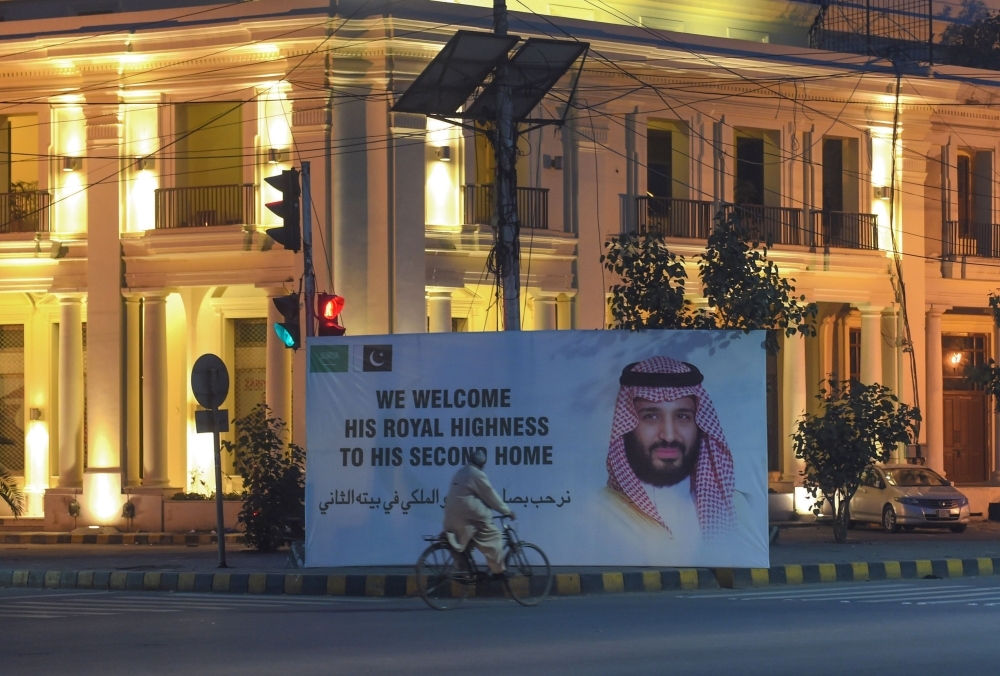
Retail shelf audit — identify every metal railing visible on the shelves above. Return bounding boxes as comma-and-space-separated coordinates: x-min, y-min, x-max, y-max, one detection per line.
154, 184, 255, 229
810, 210, 879, 250
625, 197, 802, 245
463, 184, 549, 229
624, 197, 881, 251
723, 204, 803, 246
943, 221, 1000, 258
629, 196, 715, 239
0, 190, 50, 234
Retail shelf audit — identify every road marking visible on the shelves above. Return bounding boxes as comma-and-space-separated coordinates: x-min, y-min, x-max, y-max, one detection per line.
700, 582, 1000, 606
0, 590, 398, 620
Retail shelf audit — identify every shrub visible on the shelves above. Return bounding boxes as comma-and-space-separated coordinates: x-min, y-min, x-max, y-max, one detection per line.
222, 404, 305, 551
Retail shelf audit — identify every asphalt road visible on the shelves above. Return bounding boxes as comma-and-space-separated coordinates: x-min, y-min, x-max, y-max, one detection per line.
4, 577, 1000, 675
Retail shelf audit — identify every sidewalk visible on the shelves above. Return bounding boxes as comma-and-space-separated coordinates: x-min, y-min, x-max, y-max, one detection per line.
2, 521, 1000, 596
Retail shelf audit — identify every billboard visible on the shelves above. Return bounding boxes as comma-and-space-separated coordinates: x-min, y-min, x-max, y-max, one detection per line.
305, 330, 769, 568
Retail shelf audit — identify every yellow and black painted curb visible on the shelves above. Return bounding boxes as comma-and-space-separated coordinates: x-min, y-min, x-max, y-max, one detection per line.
1, 533, 245, 546
1, 558, 997, 597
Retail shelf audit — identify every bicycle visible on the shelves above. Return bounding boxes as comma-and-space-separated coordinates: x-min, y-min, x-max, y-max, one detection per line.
415, 514, 552, 610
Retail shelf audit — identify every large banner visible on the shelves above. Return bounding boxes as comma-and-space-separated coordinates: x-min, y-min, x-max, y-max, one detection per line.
305, 330, 769, 568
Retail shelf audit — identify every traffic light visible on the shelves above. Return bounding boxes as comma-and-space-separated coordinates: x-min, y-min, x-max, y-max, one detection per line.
264, 168, 301, 252
317, 293, 346, 336
272, 293, 301, 349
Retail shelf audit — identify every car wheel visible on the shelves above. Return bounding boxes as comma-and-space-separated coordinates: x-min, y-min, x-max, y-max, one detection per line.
882, 505, 901, 533
949, 524, 967, 534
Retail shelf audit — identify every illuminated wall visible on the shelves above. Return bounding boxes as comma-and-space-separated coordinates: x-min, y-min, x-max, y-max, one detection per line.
425, 117, 461, 227
258, 82, 292, 227
870, 130, 898, 255
52, 103, 87, 234
124, 100, 159, 232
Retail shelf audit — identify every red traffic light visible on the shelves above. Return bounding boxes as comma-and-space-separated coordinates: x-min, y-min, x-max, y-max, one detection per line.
317, 294, 346, 336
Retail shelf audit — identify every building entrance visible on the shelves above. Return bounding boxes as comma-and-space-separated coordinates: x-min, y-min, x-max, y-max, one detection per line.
942, 334, 990, 483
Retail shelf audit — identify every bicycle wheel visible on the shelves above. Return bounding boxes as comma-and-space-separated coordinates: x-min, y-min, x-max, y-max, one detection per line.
503, 542, 552, 607
415, 542, 472, 610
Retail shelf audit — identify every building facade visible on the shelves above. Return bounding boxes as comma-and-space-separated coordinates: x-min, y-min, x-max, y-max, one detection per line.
0, 0, 999, 529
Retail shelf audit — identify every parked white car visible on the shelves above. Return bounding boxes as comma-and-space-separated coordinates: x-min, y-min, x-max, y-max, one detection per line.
849, 465, 971, 533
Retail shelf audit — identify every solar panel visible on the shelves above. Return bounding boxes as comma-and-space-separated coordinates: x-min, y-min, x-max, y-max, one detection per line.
391, 30, 520, 116
464, 38, 588, 121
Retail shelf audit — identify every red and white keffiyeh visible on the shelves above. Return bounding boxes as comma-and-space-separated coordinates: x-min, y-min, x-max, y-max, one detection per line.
606, 356, 736, 537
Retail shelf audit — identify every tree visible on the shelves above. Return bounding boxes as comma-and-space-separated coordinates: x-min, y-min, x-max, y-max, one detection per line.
602, 210, 817, 353
698, 211, 817, 353
793, 380, 920, 543
601, 232, 695, 330
940, 8, 1000, 70
0, 464, 23, 517
222, 404, 305, 552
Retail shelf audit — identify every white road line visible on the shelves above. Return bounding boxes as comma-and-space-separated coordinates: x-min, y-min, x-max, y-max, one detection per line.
755, 587, 981, 603
716, 584, 929, 600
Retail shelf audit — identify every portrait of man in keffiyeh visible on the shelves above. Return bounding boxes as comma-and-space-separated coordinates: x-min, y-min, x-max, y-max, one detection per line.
605, 356, 737, 539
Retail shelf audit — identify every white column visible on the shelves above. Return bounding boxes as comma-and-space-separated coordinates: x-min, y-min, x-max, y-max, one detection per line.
782, 333, 807, 483
532, 295, 558, 331
819, 315, 835, 384
390, 115, 427, 334
142, 293, 169, 487
860, 305, 884, 385
57, 296, 84, 489
926, 307, 945, 475
124, 295, 141, 487
427, 292, 453, 333
556, 296, 572, 330
265, 288, 292, 430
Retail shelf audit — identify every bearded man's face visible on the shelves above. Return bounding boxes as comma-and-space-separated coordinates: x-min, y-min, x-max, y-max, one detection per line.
623, 395, 701, 487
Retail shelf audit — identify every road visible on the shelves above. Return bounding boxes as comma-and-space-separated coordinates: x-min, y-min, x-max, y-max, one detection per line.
4, 578, 1000, 675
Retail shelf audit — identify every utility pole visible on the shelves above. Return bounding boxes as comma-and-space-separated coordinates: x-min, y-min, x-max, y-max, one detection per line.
493, 0, 521, 331
302, 161, 316, 338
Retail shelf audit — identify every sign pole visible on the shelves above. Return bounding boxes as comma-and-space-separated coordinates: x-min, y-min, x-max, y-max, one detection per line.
191, 354, 231, 569
211, 408, 228, 568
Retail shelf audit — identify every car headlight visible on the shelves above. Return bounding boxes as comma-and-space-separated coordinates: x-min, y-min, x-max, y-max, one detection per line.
894, 496, 921, 506
958, 496, 969, 507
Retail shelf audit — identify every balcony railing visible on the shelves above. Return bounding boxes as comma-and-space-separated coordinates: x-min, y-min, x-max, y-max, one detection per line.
626, 196, 803, 246
630, 196, 715, 239
0, 190, 50, 234
624, 196, 878, 250
463, 184, 549, 230
943, 221, 1000, 258
723, 204, 804, 246
810, 210, 879, 250
154, 184, 255, 229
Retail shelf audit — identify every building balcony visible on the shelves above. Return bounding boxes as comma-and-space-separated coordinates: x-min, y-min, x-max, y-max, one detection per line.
943, 221, 1000, 259
622, 196, 877, 250
154, 184, 255, 230
463, 184, 549, 230
809, 210, 879, 250
0, 190, 51, 234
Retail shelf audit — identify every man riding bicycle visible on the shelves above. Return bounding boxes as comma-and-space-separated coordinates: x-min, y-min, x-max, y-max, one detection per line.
442, 448, 516, 576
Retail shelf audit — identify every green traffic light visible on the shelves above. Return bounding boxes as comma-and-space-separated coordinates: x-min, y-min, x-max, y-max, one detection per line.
274, 322, 297, 348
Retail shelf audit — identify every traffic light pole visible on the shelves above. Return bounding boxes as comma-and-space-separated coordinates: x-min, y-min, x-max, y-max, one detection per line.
302, 161, 315, 338
493, 0, 520, 331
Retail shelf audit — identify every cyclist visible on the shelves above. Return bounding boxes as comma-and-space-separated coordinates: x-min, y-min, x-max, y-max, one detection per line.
442, 448, 516, 577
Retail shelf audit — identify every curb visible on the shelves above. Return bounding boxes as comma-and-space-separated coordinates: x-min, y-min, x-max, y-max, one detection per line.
1, 558, 996, 597
1, 533, 245, 546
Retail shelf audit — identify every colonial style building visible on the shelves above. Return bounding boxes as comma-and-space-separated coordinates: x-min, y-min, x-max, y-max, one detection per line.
0, 0, 998, 529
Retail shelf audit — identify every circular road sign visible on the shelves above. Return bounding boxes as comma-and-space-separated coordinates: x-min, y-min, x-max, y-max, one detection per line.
191, 353, 230, 410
